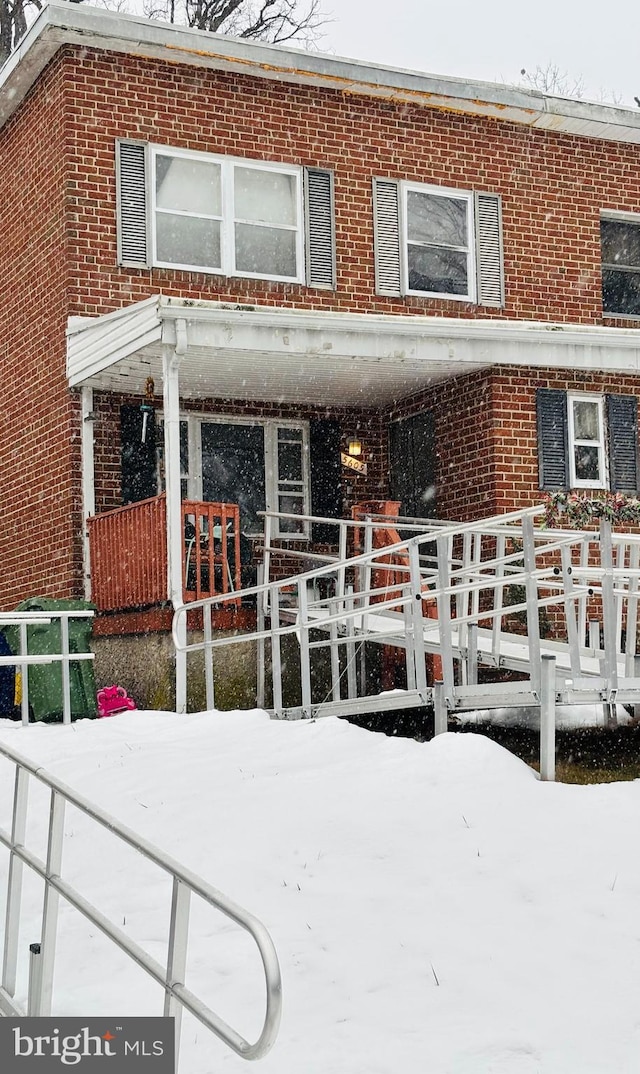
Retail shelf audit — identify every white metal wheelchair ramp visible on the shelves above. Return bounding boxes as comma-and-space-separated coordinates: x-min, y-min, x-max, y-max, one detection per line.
174, 504, 640, 733
0, 740, 282, 1067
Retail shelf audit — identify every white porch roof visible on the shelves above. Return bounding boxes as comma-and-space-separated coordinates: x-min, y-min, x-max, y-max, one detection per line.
66, 296, 640, 409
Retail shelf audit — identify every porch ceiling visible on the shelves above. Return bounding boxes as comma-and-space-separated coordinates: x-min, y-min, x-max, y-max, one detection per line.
66, 296, 640, 409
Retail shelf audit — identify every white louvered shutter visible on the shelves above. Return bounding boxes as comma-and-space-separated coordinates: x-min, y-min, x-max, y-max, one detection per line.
373, 178, 402, 297
116, 140, 149, 268
304, 168, 336, 289
474, 192, 504, 307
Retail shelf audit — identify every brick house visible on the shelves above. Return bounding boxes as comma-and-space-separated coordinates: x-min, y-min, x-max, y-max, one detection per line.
3, 2, 640, 701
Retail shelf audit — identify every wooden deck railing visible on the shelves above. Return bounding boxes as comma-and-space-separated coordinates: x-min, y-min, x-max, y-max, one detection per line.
87, 495, 241, 612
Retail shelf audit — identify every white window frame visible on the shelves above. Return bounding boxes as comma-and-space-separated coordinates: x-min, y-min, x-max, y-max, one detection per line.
401, 182, 476, 302
185, 414, 310, 538
567, 393, 608, 490
150, 145, 305, 284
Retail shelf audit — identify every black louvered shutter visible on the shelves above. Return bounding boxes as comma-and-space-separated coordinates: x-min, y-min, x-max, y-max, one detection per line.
304, 168, 336, 289
373, 178, 402, 296
116, 140, 149, 268
475, 192, 504, 307
389, 412, 436, 518
607, 394, 639, 492
537, 389, 569, 491
310, 420, 342, 543
121, 405, 157, 505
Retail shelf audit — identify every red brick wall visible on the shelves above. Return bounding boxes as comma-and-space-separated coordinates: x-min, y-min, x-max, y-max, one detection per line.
4, 43, 640, 611
0, 59, 83, 609
61, 47, 640, 326
394, 367, 640, 523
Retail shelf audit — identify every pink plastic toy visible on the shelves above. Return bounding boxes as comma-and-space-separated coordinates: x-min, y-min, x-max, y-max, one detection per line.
97, 685, 137, 718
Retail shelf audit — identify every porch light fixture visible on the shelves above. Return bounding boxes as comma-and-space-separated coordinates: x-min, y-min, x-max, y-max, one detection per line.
347, 435, 363, 457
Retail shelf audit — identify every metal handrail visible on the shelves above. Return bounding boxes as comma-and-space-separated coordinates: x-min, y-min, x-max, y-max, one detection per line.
173, 503, 640, 720
0, 611, 95, 726
0, 741, 282, 1065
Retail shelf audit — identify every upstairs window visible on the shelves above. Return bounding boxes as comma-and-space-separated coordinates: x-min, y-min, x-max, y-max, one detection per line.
373, 177, 504, 306
601, 213, 640, 317
116, 141, 335, 288
405, 186, 474, 299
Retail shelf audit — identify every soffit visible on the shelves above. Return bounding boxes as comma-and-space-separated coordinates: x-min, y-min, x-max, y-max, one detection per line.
66, 297, 640, 409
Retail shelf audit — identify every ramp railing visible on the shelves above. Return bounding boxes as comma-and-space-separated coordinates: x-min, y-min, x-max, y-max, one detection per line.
0, 611, 95, 726
0, 741, 282, 1067
173, 505, 640, 722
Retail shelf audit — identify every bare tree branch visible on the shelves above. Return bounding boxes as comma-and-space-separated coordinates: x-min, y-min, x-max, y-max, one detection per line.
1, 0, 328, 70
142, 0, 328, 45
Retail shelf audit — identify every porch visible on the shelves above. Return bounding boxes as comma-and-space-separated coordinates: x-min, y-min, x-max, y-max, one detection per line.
67, 295, 640, 650
87, 494, 242, 613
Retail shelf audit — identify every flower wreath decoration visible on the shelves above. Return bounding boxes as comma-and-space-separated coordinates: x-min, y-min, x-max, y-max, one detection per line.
544, 491, 640, 529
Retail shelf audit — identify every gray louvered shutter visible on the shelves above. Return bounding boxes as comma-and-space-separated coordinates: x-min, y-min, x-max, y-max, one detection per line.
474, 192, 504, 307
373, 178, 402, 297
304, 168, 335, 289
116, 140, 149, 268
607, 394, 639, 491
537, 388, 569, 490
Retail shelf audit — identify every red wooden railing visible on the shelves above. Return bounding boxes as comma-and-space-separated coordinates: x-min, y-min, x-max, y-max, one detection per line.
182, 500, 241, 603
87, 495, 241, 612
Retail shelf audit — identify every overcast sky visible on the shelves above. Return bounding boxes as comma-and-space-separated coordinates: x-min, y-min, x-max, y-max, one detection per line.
320, 1, 640, 108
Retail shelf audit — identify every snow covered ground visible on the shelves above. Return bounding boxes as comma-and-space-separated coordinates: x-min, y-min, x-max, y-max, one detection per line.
0, 710, 639, 1073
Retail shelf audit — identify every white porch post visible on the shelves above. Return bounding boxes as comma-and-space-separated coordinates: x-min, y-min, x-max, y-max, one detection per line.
163, 324, 187, 713
80, 387, 96, 602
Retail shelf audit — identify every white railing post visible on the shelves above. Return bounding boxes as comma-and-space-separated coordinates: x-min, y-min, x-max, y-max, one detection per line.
408, 541, 427, 696
433, 681, 448, 736
298, 580, 312, 718
2, 766, 29, 997
270, 587, 283, 717
599, 520, 618, 700
539, 654, 556, 782
522, 515, 542, 696
36, 790, 66, 1016
60, 615, 72, 726
203, 601, 214, 710
165, 878, 191, 1065
435, 534, 455, 704
19, 622, 30, 727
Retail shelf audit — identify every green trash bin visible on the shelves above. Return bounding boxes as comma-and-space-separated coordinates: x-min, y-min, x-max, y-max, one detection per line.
5, 598, 97, 722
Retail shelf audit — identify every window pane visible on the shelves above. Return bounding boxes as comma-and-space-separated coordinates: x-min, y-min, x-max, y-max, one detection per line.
201, 423, 266, 534
572, 400, 599, 441
408, 245, 468, 295
407, 191, 468, 247
156, 155, 221, 215
278, 442, 303, 482
156, 214, 221, 268
601, 219, 640, 268
278, 493, 305, 532
603, 268, 640, 316
235, 168, 297, 226
235, 223, 297, 277
574, 445, 601, 482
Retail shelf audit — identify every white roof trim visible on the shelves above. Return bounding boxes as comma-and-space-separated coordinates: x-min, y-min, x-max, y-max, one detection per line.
3, 1, 640, 145
66, 297, 640, 408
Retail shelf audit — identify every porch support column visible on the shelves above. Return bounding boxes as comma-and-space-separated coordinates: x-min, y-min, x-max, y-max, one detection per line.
80, 387, 96, 602
163, 325, 187, 713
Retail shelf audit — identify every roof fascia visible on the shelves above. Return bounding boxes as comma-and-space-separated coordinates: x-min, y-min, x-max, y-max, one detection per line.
3, 1, 640, 145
